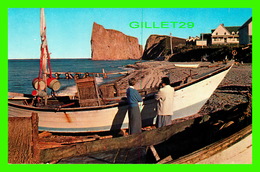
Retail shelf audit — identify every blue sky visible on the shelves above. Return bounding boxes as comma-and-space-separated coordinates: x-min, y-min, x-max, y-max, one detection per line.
8, 8, 252, 59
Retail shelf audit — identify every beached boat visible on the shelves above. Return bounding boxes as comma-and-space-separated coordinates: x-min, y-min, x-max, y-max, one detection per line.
174, 63, 200, 68
8, 8, 234, 133
8, 62, 233, 133
160, 125, 252, 164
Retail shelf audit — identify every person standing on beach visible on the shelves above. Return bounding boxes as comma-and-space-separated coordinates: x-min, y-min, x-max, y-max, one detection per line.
126, 78, 143, 134
155, 77, 174, 128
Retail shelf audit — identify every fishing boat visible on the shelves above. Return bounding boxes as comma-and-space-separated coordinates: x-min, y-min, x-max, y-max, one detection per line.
8, 8, 234, 133
8, 63, 233, 133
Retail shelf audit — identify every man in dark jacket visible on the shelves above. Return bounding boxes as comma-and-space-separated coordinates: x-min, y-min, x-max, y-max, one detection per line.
126, 78, 143, 134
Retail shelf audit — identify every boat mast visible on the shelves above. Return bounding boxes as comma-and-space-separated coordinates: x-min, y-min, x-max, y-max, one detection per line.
31, 8, 60, 103
40, 8, 48, 91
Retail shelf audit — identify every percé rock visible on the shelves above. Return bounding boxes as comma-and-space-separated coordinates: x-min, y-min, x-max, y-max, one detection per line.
142, 34, 186, 60
91, 22, 143, 60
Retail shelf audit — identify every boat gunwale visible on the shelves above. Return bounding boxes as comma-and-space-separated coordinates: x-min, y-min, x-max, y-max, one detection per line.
174, 63, 233, 90
8, 63, 233, 112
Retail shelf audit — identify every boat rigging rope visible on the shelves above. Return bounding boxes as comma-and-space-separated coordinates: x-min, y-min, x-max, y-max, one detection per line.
46, 46, 53, 77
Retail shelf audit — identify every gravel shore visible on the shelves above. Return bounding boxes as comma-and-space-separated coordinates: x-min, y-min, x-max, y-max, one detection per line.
199, 63, 252, 115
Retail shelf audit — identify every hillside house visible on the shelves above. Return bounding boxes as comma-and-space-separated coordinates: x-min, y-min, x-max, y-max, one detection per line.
211, 24, 240, 45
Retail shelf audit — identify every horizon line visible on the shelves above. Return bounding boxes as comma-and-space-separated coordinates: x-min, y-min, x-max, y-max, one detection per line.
8, 57, 91, 60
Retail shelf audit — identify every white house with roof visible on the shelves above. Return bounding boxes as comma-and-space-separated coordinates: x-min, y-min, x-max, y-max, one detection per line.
239, 17, 252, 45
211, 24, 240, 45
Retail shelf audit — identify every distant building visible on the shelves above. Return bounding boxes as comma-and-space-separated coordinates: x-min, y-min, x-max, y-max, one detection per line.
239, 17, 252, 45
196, 33, 212, 46
186, 36, 200, 46
211, 24, 240, 45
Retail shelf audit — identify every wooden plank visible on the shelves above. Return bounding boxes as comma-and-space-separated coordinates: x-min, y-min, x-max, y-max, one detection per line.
31, 112, 40, 163
149, 145, 160, 161
39, 118, 196, 163
8, 112, 39, 164
39, 131, 52, 139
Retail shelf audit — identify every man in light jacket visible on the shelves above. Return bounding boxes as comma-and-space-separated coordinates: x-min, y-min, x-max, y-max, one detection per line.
155, 77, 174, 128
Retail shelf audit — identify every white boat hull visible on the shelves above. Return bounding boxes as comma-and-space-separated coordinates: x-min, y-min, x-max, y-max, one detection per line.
8, 65, 232, 133
173, 66, 230, 119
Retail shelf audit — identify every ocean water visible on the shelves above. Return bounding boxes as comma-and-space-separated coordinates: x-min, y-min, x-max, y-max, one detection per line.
8, 59, 138, 95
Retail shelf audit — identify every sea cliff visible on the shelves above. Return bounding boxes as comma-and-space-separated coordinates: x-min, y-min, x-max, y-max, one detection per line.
142, 34, 186, 60
91, 22, 143, 60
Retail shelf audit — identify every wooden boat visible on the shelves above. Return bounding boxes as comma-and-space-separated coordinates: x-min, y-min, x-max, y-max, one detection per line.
174, 63, 200, 68
8, 8, 233, 133
8, 62, 233, 133
161, 125, 252, 164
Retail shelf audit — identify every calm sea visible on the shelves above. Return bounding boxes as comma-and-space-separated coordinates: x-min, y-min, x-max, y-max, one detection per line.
8, 59, 138, 94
